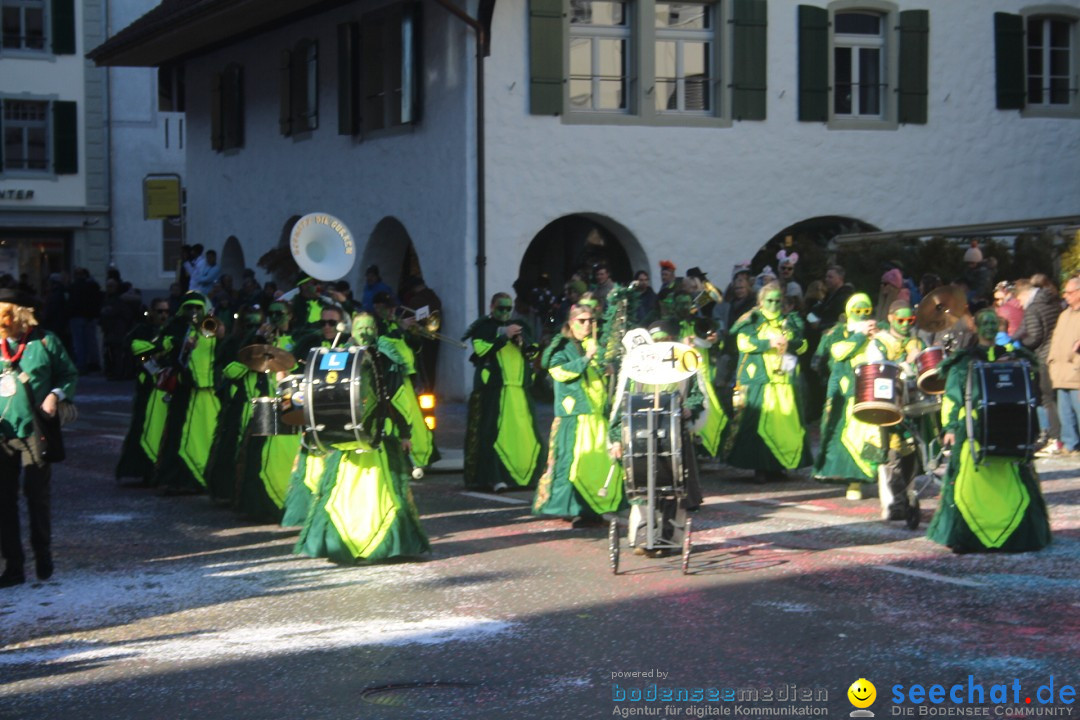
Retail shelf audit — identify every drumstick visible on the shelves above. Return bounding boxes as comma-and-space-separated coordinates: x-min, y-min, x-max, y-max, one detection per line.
597, 462, 617, 498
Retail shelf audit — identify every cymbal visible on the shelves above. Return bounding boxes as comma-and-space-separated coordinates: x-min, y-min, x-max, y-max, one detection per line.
916, 286, 969, 333
238, 344, 296, 373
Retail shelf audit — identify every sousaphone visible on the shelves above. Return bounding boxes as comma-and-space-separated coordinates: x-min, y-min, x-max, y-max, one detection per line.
290, 212, 357, 281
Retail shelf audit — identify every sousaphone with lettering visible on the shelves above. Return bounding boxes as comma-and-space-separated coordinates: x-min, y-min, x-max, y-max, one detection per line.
290, 212, 357, 281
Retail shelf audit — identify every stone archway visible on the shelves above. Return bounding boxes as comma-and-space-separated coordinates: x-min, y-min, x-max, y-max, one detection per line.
359, 217, 418, 300
220, 235, 245, 285
518, 213, 647, 296
753, 215, 881, 296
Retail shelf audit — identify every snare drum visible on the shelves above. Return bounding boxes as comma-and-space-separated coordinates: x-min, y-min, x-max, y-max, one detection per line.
915, 346, 946, 394
276, 374, 304, 425
903, 378, 941, 417
249, 397, 299, 436
974, 360, 1038, 458
302, 346, 382, 452
853, 361, 904, 426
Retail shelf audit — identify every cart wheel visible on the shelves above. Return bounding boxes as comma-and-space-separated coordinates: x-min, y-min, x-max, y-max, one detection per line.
681, 517, 693, 575
608, 518, 620, 575
906, 498, 921, 531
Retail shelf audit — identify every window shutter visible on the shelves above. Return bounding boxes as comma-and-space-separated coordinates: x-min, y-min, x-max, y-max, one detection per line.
403, 2, 422, 124
994, 12, 1025, 110
732, 0, 767, 120
51, 0, 76, 55
306, 41, 319, 131
529, 0, 564, 115
223, 65, 244, 149
52, 101, 77, 174
211, 72, 223, 150
797, 5, 828, 122
280, 50, 293, 136
897, 9, 928, 124
361, 14, 385, 133
338, 22, 360, 134
386, 5, 404, 126
0, 104, 4, 168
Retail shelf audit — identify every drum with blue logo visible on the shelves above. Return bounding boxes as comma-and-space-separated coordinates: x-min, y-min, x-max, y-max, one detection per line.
301, 346, 382, 452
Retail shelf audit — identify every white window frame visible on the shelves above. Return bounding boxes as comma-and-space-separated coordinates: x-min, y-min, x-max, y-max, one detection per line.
826, 0, 899, 131
1, 0, 47, 54
568, 0, 633, 113
1, 97, 50, 175
832, 11, 884, 118
1021, 5, 1080, 118
654, 2, 715, 115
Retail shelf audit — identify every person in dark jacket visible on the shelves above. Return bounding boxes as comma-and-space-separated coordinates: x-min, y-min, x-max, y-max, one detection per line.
807, 265, 854, 332
1016, 276, 1061, 454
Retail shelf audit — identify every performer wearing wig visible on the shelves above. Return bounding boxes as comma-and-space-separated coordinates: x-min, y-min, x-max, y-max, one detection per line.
725, 282, 811, 481
462, 292, 543, 493
295, 312, 430, 563
533, 303, 623, 526
0, 289, 77, 587
813, 293, 880, 499
926, 309, 1051, 553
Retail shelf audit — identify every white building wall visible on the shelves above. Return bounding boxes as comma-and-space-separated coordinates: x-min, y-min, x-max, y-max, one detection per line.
483, 0, 1080, 287
108, 0, 186, 293
183, 1, 474, 395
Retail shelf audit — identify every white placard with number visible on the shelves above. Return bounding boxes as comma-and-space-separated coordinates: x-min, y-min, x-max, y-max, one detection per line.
623, 341, 702, 385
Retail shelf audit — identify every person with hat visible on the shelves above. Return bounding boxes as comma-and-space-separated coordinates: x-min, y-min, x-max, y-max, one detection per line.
726, 282, 812, 482
462, 293, 543, 493
656, 261, 681, 303
776, 250, 802, 299
0, 288, 77, 587
361, 265, 394, 313
152, 292, 224, 494
115, 297, 172, 485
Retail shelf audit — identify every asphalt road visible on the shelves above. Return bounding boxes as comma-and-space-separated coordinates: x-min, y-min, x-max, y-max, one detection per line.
1, 376, 1077, 720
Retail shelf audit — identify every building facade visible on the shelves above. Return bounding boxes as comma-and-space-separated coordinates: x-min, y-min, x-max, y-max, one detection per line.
91, 0, 1080, 397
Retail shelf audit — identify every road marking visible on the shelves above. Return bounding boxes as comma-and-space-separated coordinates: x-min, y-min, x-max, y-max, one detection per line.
874, 564, 984, 587
423, 506, 525, 520
459, 491, 529, 505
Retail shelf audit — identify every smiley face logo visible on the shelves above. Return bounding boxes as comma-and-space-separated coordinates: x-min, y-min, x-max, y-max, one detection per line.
848, 678, 876, 709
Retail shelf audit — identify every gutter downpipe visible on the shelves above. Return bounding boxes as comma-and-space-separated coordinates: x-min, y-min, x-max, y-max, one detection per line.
431, 0, 486, 318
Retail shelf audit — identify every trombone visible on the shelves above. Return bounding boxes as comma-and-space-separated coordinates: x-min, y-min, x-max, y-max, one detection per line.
398, 307, 467, 348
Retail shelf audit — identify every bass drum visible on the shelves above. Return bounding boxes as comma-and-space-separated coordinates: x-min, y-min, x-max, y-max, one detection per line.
974, 360, 1038, 458
302, 346, 382, 452
249, 397, 299, 436
620, 392, 684, 501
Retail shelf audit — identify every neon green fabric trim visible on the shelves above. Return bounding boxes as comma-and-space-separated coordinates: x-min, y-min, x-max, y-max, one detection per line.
326, 448, 398, 558
472, 338, 495, 357
223, 361, 248, 380
386, 336, 417, 375
839, 397, 880, 478
131, 339, 155, 355
757, 382, 804, 469
953, 440, 1030, 548
392, 377, 434, 466
549, 365, 580, 383
495, 385, 541, 486
178, 389, 220, 486
188, 336, 216, 388
497, 342, 524, 385
260, 435, 301, 508
699, 379, 726, 457
303, 452, 327, 494
568, 413, 622, 514
139, 387, 169, 462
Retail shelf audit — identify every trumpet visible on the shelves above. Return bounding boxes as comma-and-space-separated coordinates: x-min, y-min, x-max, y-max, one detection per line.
400, 307, 468, 348
200, 315, 224, 338
693, 280, 724, 313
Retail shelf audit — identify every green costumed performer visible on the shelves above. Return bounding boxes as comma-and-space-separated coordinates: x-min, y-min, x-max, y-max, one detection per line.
462, 292, 543, 493
926, 309, 1051, 553
236, 300, 300, 521
672, 290, 727, 458
204, 305, 270, 504
726, 282, 812, 481
813, 293, 880, 499
115, 298, 171, 484
533, 303, 623, 525
153, 292, 222, 493
295, 312, 430, 563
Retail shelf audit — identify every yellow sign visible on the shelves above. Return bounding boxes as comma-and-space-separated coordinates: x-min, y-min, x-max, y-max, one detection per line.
144, 176, 182, 219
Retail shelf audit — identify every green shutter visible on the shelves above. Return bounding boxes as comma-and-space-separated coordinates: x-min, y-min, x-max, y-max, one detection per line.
0, 104, 3, 168
211, 72, 223, 150
897, 10, 929, 124
732, 0, 767, 121
280, 49, 293, 136
994, 12, 1025, 110
224, 65, 244, 149
52, 101, 77, 174
529, 0, 563, 115
797, 5, 828, 122
338, 22, 359, 134
403, 2, 422, 124
360, 13, 385, 133
50, 0, 75, 55
307, 41, 319, 131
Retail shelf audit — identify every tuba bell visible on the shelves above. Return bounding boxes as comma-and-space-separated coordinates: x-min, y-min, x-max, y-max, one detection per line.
290, 212, 357, 281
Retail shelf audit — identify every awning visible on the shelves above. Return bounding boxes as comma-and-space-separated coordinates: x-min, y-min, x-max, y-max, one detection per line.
832, 214, 1080, 246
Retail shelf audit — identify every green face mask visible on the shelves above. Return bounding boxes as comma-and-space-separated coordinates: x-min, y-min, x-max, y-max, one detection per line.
492, 302, 513, 321
352, 316, 378, 346
890, 309, 916, 336
762, 292, 782, 311
976, 312, 1000, 342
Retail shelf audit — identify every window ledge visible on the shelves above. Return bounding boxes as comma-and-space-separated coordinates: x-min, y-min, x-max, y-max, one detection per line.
0, 170, 56, 180
827, 117, 899, 131
562, 111, 731, 128
1020, 105, 1080, 120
